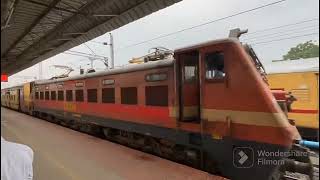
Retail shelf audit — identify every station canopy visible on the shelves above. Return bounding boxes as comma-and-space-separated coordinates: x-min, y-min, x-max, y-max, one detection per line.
1, 0, 182, 75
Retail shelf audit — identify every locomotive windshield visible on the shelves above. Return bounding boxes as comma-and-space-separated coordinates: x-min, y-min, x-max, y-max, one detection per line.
205, 51, 225, 79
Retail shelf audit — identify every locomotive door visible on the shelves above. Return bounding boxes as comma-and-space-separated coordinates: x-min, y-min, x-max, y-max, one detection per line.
177, 51, 200, 122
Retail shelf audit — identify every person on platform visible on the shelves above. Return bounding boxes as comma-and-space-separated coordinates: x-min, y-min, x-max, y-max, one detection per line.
1, 137, 34, 180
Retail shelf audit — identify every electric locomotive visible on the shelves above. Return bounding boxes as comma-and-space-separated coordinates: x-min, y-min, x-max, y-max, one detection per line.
1, 37, 316, 180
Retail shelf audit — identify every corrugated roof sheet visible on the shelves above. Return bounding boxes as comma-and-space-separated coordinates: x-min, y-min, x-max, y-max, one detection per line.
1, 0, 182, 75
264, 57, 319, 74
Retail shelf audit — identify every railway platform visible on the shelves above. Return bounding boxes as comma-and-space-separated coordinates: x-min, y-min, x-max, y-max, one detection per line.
1, 107, 227, 180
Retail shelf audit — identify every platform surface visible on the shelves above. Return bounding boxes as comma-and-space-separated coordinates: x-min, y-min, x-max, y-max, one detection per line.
1, 107, 227, 180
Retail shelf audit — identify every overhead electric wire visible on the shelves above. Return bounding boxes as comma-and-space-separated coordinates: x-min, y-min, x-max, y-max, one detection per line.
243, 18, 319, 36
62, 0, 317, 58
89, 40, 105, 45
63, 52, 106, 59
242, 27, 319, 42
65, 50, 106, 58
249, 32, 319, 45
81, 1, 317, 53
115, 0, 287, 51
83, 43, 97, 55
63, 52, 94, 58
86, 18, 318, 51
242, 24, 319, 41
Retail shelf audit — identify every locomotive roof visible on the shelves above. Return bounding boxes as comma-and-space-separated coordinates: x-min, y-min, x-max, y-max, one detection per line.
35, 58, 174, 85
174, 38, 239, 53
1, 84, 24, 91
264, 57, 319, 74
7, 38, 240, 87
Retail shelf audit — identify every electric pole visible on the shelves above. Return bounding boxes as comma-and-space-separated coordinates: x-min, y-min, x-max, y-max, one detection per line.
103, 33, 115, 69
38, 62, 43, 80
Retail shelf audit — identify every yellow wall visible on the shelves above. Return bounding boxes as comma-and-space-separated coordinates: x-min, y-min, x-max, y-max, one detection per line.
267, 72, 319, 129
11, 89, 20, 110
23, 83, 31, 111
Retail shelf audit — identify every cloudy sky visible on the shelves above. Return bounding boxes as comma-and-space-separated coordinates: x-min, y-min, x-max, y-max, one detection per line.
2, 0, 319, 87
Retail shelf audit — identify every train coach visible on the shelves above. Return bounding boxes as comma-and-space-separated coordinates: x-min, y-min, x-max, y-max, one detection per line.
265, 58, 319, 141
1, 85, 23, 110
1, 38, 315, 180
1, 83, 34, 113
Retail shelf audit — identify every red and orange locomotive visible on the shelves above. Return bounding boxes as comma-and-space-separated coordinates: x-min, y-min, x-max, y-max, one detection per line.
1, 38, 314, 180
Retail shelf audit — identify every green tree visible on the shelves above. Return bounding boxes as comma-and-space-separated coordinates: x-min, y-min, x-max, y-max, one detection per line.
283, 40, 319, 60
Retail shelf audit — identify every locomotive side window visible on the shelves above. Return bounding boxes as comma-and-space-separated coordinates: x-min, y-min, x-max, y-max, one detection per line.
145, 73, 167, 82
57, 84, 63, 89
145, 86, 168, 106
121, 87, 137, 105
40, 92, 44, 100
66, 90, 73, 101
58, 90, 64, 101
205, 52, 225, 80
102, 88, 115, 103
45, 91, 50, 100
102, 79, 115, 85
87, 89, 98, 103
35, 92, 39, 99
75, 90, 84, 102
51, 91, 56, 100
75, 82, 84, 87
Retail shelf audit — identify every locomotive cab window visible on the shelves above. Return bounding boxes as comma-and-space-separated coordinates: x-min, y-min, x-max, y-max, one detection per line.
205, 52, 225, 80
182, 51, 199, 83
184, 61, 198, 82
